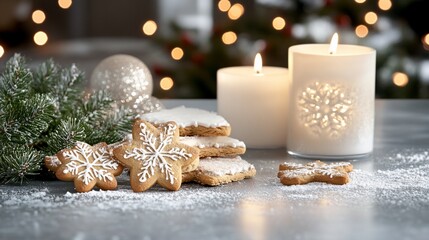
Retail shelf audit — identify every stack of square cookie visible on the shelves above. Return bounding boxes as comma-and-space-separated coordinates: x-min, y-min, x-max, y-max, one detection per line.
138, 106, 256, 186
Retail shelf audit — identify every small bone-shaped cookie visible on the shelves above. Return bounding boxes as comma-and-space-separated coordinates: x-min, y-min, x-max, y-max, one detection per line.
278, 160, 353, 185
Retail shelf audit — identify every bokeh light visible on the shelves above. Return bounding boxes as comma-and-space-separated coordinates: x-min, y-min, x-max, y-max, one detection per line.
58, 0, 72, 9
34, 31, 48, 46
365, 12, 378, 25
32, 10, 46, 24
392, 72, 409, 87
160, 77, 174, 91
378, 0, 392, 11
355, 25, 369, 38
228, 3, 244, 20
142, 20, 157, 36
222, 31, 237, 45
272, 17, 286, 30
355, 0, 366, 3
422, 33, 429, 48
0, 45, 4, 58
171, 47, 184, 60
218, 0, 231, 12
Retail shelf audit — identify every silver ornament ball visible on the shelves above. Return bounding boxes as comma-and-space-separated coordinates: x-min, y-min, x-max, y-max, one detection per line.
89, 54, 153, 113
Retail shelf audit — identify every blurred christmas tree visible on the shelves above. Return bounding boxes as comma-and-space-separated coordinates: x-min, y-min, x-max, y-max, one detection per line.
149, 0, 429, 98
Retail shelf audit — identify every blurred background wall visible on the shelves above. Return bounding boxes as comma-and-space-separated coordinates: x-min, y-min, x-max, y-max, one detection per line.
0, 0, 428, 98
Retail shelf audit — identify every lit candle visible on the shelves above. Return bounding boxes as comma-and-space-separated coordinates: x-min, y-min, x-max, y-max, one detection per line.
287, 33, 376, 159
217, 54, 289, 148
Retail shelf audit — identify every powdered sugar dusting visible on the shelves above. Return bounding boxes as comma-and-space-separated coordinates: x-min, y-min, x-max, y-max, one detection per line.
1, 150, 428, 213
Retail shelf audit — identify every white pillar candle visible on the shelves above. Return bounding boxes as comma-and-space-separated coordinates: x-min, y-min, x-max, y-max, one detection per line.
287, 34, 376, 159
217, 54, 289, 148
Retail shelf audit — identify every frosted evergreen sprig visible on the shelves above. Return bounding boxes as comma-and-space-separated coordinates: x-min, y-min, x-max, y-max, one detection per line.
0, 54, 132, 184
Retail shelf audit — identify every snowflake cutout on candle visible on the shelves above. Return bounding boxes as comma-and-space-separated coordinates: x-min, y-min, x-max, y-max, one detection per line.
298, 82, 352, 138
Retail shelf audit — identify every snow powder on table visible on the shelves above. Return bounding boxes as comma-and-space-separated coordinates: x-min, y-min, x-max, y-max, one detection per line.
1, 150, 428, 212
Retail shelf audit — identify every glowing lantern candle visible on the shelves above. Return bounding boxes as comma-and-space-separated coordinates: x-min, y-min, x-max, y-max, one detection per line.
287, 33, 376, 159
217, 54, 289, 148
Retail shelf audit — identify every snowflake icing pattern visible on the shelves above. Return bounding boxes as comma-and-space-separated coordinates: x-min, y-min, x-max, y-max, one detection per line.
123, 123, 192, 184
63, 142, 119, 185
299, 82, 353, 138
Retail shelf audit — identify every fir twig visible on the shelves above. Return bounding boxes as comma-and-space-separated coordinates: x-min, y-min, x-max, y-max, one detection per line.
0, 54, 133, 184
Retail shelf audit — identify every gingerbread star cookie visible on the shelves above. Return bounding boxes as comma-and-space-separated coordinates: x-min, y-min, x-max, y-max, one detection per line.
278, 160, 353, 185
113, 120, 199, 192
56, 142, 124, 192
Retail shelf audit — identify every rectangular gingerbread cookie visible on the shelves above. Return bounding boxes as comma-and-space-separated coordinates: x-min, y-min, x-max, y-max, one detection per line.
180, 136, 246, 158
137, 106, 231, 137
182, 156, 256, 186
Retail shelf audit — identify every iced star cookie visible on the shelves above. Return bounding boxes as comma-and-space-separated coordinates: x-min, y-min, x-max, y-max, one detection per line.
137, 106, 231, 136
182, 157, 256, 186
180, 136, 246, 158
278, 160, 353, 185
113, 120, 200, 192
55, 142, 124, 192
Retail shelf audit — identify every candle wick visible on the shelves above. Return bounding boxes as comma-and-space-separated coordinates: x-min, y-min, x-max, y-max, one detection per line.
329, 51, 334, 55
256, 70, 260, 74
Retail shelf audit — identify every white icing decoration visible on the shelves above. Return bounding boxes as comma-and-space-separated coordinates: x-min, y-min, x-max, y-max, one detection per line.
138, 106, 230, 128
197, 156, 255, 177
46, 156, 61, 168
280, 161, 351, 179
124, 122, 192, 184
180, 136, 245, 149
62, 142, 119, 185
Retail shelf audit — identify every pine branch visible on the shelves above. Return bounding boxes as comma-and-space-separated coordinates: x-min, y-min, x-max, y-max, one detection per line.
0, 54, 134, 184
0, 146, 41, 184
45, 117, 87, 155
0, 54, 33, 103
0, 94, 55, 145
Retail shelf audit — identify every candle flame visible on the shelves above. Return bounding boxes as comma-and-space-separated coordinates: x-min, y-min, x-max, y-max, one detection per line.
329, 33, 339, 54
254, 53, 262, 74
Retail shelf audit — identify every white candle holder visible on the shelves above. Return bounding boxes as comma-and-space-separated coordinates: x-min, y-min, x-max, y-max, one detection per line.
287, 43, 376, 159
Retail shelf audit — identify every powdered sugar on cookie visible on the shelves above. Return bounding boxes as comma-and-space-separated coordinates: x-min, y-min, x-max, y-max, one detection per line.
180, 136, 245, 149
138, 106, 230, 128
198, 157, 255, 177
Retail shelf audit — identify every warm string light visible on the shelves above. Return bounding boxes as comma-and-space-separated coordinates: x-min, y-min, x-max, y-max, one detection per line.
218, 0, 231, 12
171, 47, 184, 60
58, 0, 72, 9
378, 0, 392, 11
364, 12, 378, 25
160, 77, 174, 91
142, 20, 157, 36
222, 31, 237, 45
392, 72, 409, 87
0, 45, 4, 58
355, 25, 369, 38
228, 3, 244, 20
34, 31, 48, 46
422, 33, 429, 50
32, 10, 46, 24
355, 0, 366, 3
272, 17, 286, 30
